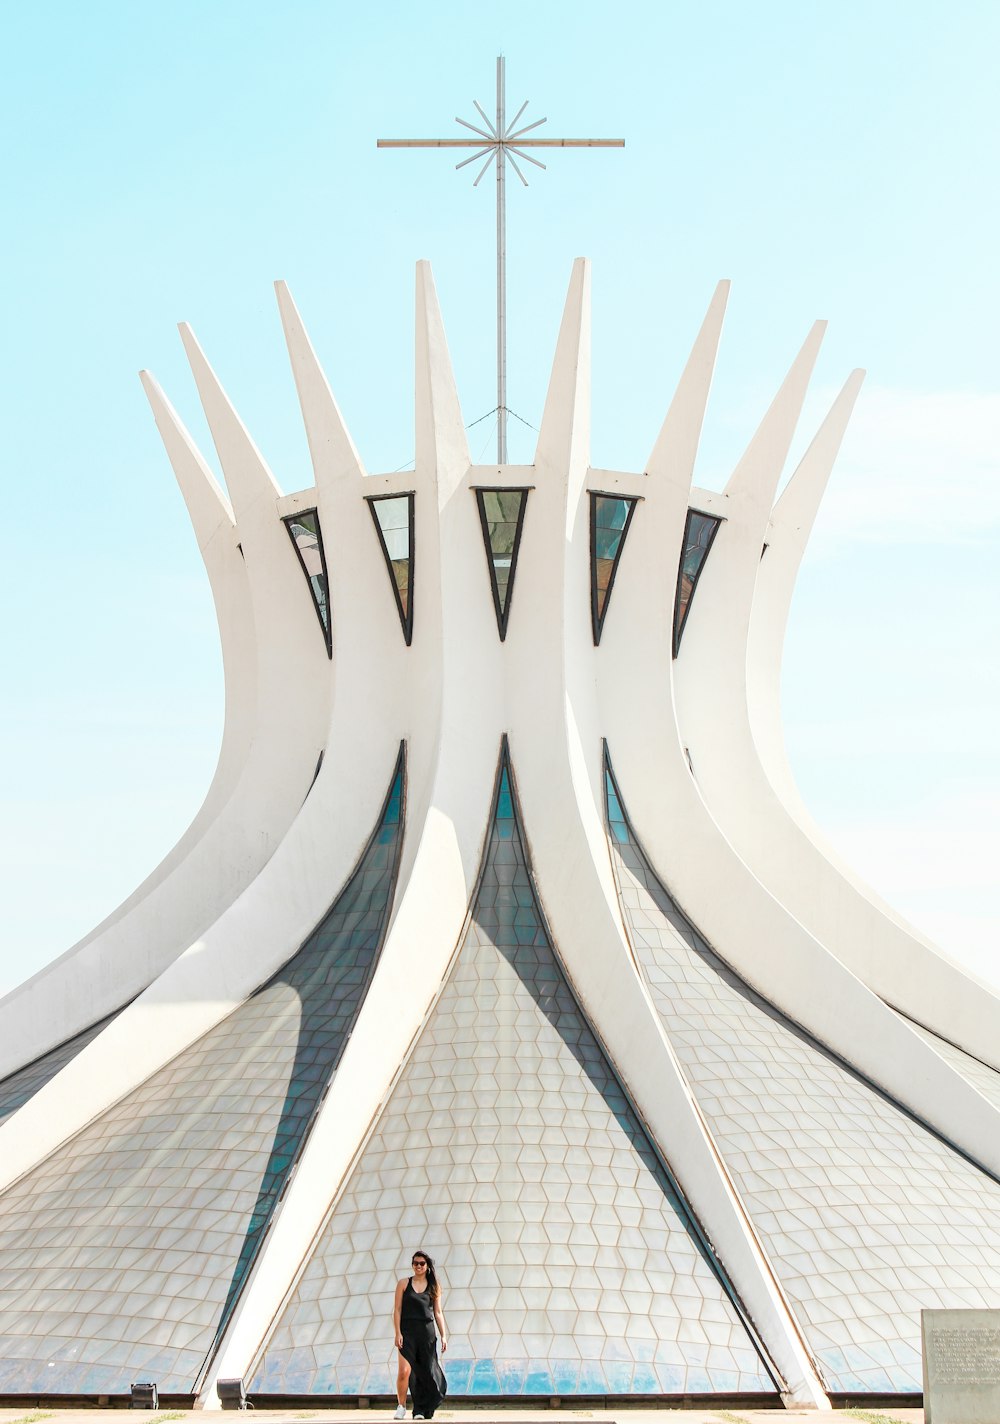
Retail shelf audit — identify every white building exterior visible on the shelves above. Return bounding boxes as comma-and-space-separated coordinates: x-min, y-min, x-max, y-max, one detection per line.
0, 260, 999, 1410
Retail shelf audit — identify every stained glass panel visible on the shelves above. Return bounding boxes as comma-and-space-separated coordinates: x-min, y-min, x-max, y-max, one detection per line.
249, 747, 777, 1399
368, 495, 414, 645
475, 488, 528, 640
283, 509, 332, 657
0, 752, 405, 1396
603, 749, 1000, 1394
590, 494, 637, 644
673, 509, 721, 655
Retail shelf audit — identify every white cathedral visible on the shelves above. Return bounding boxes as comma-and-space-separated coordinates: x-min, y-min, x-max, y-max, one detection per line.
0, 258, 999, 1411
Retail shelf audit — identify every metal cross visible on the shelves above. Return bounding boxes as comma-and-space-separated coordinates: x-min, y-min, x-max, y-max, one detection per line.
378, 57, 624, 464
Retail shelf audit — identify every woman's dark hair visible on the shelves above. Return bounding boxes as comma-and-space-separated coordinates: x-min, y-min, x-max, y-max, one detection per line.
412, 1248, 440, 1303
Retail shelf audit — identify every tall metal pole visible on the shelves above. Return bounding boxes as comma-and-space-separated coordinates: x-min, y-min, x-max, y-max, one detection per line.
496, 56, 507, 465
377, 65, 623, 469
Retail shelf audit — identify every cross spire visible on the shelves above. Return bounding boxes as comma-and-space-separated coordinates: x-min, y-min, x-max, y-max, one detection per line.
378, 57, 624, 464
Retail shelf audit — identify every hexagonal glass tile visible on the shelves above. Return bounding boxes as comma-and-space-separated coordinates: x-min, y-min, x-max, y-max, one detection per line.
604, 750, 1000, 1393
0, 751, 405, 1396
250, 748, 776, 1397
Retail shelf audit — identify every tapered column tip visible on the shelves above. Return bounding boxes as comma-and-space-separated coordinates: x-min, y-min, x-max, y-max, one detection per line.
274, 280, 296, 318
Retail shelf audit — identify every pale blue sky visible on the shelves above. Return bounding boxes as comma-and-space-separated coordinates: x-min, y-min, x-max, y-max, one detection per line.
1, 0, 997, 994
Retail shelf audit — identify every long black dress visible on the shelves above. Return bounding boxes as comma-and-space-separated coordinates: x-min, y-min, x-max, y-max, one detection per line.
399, 1277, 447, 1418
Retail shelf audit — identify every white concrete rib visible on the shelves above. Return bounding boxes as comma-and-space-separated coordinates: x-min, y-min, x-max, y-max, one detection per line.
0, 311, 378, 1188
0, 356, 308, 1079
604, 302, 1000, 1183
743, 375, 1000, 1068
201, 261, 496, 1405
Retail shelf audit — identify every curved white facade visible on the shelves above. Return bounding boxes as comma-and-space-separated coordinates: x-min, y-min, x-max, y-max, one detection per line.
0, 260, 998, 1411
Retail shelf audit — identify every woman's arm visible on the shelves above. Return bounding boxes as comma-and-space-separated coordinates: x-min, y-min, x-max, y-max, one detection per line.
393, 1278, 405, 1350
433, 1292, 448, 1353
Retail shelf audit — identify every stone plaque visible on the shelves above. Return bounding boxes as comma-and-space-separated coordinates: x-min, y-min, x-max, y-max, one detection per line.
923, 1308, 1000, 1423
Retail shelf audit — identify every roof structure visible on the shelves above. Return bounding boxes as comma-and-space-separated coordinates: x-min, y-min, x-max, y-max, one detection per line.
1, 260, 999, 1410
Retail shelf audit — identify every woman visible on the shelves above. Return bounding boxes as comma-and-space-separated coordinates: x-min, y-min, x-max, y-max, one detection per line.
392, 1250, 448, 1420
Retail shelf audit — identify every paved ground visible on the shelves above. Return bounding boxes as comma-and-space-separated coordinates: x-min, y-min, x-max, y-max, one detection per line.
0, 1409, 927, 1423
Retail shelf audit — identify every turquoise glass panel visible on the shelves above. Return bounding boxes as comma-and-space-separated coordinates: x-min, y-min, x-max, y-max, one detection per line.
605, 767, 628, 844
468, 1359, 501, 1394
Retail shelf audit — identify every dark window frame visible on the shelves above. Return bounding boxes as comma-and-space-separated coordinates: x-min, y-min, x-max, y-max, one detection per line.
589, 490, 640, 646
672, 507, 723, 658
366, 492, 416, 646
472, 486, 532, 642
281, 507, 333, 658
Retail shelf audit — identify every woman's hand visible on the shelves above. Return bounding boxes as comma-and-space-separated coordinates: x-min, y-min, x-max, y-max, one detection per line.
396, 1332, 403, 1350
441, 1338, 448, 1353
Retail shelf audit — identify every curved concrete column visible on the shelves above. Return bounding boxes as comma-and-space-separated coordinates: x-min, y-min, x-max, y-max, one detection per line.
532, 271, 831, 1406
0, 315, 353, 1082
743, 383, 1000, 1066
0, 281, 426, 1192
597, 293, 1000, 1188
201, 261, 505, 1402
0, 374, 264, 1076
510, 264, 826, 1409
0, 392, 254, 1063
76, 377, 256, 943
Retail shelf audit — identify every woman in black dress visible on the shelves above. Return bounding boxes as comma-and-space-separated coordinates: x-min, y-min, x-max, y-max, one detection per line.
392, 1250, 448, 1420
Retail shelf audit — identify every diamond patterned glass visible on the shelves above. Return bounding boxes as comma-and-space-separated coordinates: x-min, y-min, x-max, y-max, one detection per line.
475, 488, 529, 641
673, 509, 721, 655
283, 509, 332, 657
590, 494, 638, 645
604, 751, 1000, 1394
0, 1011, 119, 1126
0, 751, 405, 1397
250, 749, 777, 1399
368, 494, 414, 645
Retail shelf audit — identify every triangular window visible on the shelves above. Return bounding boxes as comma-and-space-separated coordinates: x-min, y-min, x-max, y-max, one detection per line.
283, 509, 332, 657
673, 508, 721, 656
475, 487, 529, 640
367, 493, 415, 645
590, 492, 639, 644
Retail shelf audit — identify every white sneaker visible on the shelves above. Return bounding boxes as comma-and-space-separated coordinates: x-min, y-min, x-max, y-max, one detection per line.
414, 1415, 425, 1419
393, 1408, 406, 1420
